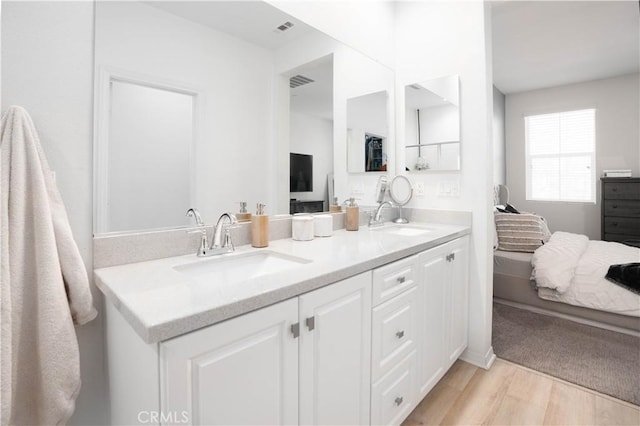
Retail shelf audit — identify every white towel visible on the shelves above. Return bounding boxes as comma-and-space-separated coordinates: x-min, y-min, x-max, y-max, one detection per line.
1, 106, 97, 425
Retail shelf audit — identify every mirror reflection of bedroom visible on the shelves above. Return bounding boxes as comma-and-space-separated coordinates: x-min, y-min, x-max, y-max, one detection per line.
491, 1, 640, 408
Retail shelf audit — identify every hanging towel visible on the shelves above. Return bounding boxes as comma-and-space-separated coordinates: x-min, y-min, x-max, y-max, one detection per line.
1, 106, 97, 425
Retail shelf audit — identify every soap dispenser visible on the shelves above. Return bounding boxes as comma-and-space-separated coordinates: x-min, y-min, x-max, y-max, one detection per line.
251, 203, 269, 248
345, 197, 360, 231
329, 196, 342, 213
236, 201, 252, 222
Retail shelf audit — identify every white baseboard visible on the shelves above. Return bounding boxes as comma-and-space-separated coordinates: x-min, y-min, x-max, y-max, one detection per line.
494, 298, 640, 338
460, 346, 496, 370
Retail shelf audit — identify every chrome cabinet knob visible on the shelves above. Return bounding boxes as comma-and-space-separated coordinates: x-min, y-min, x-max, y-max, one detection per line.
396, 330, 405, 339
394, 396, 403, 406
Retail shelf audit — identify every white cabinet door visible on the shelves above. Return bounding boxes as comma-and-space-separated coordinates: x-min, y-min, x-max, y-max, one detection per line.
160, 299, 298, 426
299, 272, 372, 425
416, 245, 447, 397
446, 237, 469, 365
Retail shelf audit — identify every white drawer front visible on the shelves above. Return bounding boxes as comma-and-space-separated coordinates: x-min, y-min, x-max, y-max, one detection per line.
371, 286, 417, 381
371, 351, 417, 426
372, 255, 418, 306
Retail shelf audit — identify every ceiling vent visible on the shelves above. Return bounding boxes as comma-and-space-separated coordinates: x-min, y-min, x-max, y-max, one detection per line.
276, 21, 294, 32
290, 75, 315, 89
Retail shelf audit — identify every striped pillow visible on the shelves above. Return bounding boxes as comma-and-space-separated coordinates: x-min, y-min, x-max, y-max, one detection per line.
495, 212, 546, 253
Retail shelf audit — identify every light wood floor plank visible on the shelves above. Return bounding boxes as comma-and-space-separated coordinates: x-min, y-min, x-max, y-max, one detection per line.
506, 367, 554, 410
487, 394, 547, 425
402, 383, 462, 426
595, 396, 640, 425
439, 360, 517, 425
542, 381, 596, 425
438, 359, 477, 391
403, 358, 640, 426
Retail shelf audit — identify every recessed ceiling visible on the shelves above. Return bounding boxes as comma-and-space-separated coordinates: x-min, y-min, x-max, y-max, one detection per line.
147, 1, 314, 50
492, 1, 639, 94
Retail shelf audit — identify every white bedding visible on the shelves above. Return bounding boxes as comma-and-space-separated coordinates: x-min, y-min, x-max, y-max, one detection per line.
532, 232, 640, 317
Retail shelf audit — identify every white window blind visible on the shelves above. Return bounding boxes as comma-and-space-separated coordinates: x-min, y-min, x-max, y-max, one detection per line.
525, 109, 596, 203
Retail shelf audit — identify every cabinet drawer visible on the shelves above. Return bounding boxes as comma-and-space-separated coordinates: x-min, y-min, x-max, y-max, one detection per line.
604, 200, 640, 217
371, 351, 417, 426
604, 233, 640, 247
371, 287, 417, 381
372, 255, 418, 306
604, 182, 640, 200
604, 217, 640, 237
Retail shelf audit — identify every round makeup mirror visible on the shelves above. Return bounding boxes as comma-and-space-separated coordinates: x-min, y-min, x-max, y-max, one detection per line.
389, 175, 413, 224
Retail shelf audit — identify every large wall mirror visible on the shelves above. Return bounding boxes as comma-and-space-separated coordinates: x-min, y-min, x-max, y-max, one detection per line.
404, 75, 460, 172
94, 1, 393, 234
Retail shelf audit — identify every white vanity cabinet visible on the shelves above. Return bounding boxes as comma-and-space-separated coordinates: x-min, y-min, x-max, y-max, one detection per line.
416, 236, 469, 399
369, 236, 470, 424
445, 237, 469, 366
158, 272, 371, 426
370, 256, 420, 426
299, 272, 372, 425
159, 298, 299, 425
102, 232, 470, 426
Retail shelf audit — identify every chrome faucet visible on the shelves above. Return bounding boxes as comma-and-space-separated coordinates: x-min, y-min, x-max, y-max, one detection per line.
368, 201, 394, 228
186, 208, 208, 256
186, 209, 238, 257
210, 212, 238, 255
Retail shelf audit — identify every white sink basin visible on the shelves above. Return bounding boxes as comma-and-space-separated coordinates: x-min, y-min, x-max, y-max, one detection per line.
174, 250, 312, 285
371, 224, 434, 237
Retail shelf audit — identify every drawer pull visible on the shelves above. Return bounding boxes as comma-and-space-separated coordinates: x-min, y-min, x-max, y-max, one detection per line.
612, 204, 618, 209
305, 316, 315, 331
612, 222, 618, 227
394, 396, 403, 406
291, 323, 300, 338
396, 330, 405, 339
397, 276, 406, 284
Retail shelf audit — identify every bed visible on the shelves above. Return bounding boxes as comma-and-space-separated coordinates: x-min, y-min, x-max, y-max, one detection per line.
492, 185, 640, 335
493, 248, 640, 334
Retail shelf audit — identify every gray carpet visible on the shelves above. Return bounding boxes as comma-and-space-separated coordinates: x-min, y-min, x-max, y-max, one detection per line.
492, 303, 640, 406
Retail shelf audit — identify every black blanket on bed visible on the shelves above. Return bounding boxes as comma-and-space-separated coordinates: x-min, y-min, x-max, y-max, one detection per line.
606, 263, 640, 295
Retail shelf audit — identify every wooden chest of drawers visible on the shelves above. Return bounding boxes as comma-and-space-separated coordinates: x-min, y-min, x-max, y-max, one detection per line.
601, 177, 640, 246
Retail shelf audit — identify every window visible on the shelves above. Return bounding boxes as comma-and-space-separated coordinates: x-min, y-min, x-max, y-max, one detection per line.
525, 108, 596, 203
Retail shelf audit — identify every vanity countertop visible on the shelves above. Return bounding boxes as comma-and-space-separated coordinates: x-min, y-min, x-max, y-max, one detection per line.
95, 222, 470, 343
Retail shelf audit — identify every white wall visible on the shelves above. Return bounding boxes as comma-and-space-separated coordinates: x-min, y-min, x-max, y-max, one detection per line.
1, 2, 108, 424
347, 91, 389, 173
267, 0, 396, 68
395, 1, 495, 368
290, 112, 333, 205
406, 104, 460, 145
505, 73, 640, 239
493, 85, 506, 184
96, 1, 276, 220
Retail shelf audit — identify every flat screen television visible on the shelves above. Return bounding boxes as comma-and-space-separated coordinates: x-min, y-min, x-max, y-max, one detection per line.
290, 153, 313, 192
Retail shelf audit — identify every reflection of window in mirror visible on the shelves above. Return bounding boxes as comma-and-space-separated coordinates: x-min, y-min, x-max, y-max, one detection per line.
405, 75, 460, 172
